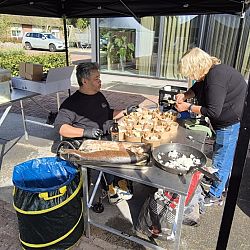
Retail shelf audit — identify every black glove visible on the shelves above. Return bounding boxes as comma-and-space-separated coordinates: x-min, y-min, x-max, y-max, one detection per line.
84, 128, 103, 139
126, 105, 139, 115
103, 120, 114, 134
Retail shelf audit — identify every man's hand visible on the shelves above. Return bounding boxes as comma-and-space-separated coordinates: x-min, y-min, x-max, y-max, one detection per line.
84, 128, 103, 139
126, 105, 139, 115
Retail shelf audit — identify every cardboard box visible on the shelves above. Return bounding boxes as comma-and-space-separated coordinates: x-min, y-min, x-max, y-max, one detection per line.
19, 62, 26, 78
19, 62, 43, 81
0, 68, 11, 104
12, 66, 77, 95
25, 63, 43, 81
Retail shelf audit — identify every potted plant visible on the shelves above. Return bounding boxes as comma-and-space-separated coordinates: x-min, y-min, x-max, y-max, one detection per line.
105, 31, 135, 71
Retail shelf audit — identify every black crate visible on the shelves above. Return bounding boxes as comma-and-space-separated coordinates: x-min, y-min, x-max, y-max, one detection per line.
159, 85, 187, 108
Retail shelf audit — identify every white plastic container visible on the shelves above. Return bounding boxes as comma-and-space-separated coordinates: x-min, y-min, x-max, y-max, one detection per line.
0, 68, 11, 104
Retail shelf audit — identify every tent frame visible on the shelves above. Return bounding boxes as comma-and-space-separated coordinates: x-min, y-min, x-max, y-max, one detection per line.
0, 1, 249, 249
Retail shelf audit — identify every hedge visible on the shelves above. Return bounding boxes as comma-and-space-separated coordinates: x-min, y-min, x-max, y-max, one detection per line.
0, 49, 69, 76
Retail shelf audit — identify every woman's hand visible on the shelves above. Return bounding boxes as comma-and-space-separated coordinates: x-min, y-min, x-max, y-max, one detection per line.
175, 93, 185, 104
175, 102, 190, 112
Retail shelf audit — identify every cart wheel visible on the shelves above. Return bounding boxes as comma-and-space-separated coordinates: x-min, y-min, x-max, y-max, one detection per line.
92, 202, 104, 213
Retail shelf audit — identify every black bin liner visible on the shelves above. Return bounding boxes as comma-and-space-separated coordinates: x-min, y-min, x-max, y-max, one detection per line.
12, 157, 84, 250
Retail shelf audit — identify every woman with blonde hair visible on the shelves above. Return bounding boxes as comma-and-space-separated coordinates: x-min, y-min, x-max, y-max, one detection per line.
175, 47, 247, 206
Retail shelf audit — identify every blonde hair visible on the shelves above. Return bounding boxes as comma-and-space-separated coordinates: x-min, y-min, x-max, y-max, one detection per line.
178, 47, 221, 80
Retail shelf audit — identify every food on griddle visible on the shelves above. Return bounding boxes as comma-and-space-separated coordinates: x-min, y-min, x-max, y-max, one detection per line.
167, 149, 180, 159
156, 150, 201, 171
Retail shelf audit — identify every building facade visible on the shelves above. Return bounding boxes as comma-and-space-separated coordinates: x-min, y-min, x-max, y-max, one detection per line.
92, 11, 250, 82
0, 15, 63, 41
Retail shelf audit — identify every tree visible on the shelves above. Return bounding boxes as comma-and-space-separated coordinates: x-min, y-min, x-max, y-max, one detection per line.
76, 18, 90, 31
67, 18, 90, 31
0, 17, 11, 39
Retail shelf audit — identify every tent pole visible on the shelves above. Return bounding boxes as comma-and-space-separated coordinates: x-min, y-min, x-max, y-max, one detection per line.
63, 16, 69, 66
62, 15, 71, 96
216, 73, 250, 250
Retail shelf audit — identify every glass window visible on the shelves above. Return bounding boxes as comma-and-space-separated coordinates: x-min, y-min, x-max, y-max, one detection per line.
10, 24, 22, 38
97, 14, 249, 81
204, 13, 249, 80
33, 33, 39, 38
136, 16, 160, 77
32, 26, 43, 33
51, 28, 60, 38
235, 10, 250, 81
99, 17, 158, 76
159, 15, 201, 80
44, 33, 57, 39
11, 30, 22, 37
205, 14, 240, 66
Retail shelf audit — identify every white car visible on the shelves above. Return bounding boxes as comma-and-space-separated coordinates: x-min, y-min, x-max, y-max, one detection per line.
22, 32, 65, 52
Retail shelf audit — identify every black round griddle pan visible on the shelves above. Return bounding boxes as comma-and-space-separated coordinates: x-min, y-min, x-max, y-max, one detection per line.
152, 143, 207, 176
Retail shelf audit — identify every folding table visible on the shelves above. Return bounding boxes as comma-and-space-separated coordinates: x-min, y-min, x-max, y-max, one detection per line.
80, 126, 207, 250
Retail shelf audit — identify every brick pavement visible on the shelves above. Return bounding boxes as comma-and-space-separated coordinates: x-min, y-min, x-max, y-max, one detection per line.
0, 87, 158, 120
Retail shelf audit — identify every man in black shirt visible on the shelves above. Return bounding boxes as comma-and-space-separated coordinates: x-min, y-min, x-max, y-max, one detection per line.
175, 48, 247, 206
54, 62, 132, 203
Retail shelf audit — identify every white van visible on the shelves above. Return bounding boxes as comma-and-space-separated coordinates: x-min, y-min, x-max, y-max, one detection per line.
22, 32, 65, 52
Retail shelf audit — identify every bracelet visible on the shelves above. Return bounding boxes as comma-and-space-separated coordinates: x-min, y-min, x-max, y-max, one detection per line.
188, 104, 194, 112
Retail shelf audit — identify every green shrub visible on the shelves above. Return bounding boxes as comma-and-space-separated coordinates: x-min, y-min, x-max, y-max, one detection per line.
0, 49, 68, 76
0, 37, 22, 43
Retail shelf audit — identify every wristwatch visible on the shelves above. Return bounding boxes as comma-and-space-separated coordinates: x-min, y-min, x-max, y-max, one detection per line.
188, 104, 194, 112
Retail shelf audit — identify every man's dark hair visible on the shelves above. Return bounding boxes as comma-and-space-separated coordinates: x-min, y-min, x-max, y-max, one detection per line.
76, 62, 99, 86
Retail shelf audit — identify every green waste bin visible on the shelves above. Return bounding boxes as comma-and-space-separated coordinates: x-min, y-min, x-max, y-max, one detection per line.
12, 157, 84, 250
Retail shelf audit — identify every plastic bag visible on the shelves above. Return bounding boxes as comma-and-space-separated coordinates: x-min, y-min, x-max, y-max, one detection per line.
136, 172, 204, 239
12, 157, 77, 192
136, 190, 177, 239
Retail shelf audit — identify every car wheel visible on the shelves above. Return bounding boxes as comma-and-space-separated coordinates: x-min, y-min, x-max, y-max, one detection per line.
25, 42, 32, 50
49, 44, 56, 52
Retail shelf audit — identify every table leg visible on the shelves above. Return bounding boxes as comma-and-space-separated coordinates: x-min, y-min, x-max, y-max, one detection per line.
82, 168, 104, 238
82, 167, 90, 237
88, 171, 103, 209
173, 194, 186, 250
57, 93, 62, 142
20, 100, 28, 140
56, 92, 60, 111
0, 106, 12, 127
